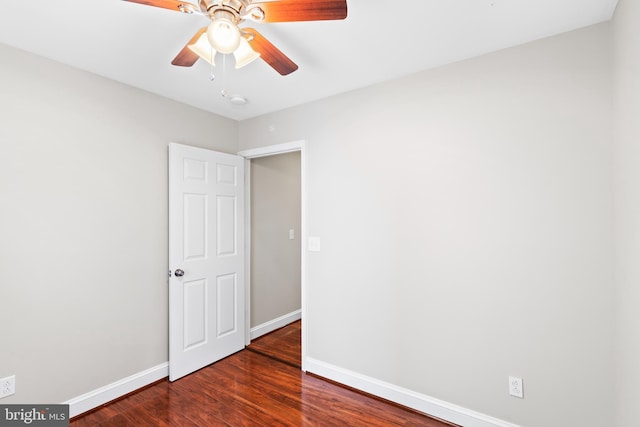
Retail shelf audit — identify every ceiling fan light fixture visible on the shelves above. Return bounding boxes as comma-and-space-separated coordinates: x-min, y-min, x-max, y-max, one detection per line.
234, 37, 260, 69
207, 16, 241, 54
188, 33, 217, 65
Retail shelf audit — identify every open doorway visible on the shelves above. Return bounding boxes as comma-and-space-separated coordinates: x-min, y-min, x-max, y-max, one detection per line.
248, 151, 301, 365
239, 141, 306, 370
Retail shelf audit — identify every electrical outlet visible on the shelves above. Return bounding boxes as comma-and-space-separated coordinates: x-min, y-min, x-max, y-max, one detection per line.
509, 376, 523, 399
1, 375, 15, 398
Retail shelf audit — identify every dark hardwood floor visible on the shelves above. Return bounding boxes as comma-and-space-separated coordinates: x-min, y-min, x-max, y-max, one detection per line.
71, 322, 454, 426
247, 320, 302, 368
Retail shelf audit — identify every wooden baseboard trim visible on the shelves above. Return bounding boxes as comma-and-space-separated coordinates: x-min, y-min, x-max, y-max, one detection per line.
304, 357, 520, 427
64, 363, 169, 418
250, 309, 301, 340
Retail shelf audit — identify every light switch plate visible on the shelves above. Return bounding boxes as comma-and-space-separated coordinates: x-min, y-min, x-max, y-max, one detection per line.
308, 237, 321, 252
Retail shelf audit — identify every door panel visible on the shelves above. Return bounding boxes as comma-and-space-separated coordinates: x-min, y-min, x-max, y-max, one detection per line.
217, 273, 237, 336
169, 143, 245, 382
183, 279, 206, 349
184, 194, 207, 260
217, 195, 237, 255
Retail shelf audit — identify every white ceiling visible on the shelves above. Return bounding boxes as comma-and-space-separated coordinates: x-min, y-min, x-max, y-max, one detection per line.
0, 0, 619, 121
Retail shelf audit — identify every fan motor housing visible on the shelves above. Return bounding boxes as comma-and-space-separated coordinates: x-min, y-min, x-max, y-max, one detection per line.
200, 0, 248, 17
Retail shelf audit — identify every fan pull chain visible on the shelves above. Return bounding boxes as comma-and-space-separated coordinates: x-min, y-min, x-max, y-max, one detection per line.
209, 45, 215, 81
220, 54, 227, 98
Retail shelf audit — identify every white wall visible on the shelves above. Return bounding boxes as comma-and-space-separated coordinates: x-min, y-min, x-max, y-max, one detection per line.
612, 1, 640, 426
0, 44, 237, 404
239, 24, 614, 426
250, 152, 302, 327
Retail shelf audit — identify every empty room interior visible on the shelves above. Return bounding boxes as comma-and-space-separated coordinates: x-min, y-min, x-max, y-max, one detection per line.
1, 0, 639, 426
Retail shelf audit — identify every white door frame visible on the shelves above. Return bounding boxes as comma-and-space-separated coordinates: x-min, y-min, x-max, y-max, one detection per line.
238, 140, 307, 371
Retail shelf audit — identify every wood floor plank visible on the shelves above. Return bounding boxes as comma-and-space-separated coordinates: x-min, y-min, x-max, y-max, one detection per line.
247, 320, 302, 367
72, 321, 454, 426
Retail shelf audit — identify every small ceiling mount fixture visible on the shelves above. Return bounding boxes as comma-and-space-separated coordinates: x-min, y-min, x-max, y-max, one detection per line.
123, 0, 348, 76
221, 90, 248, 105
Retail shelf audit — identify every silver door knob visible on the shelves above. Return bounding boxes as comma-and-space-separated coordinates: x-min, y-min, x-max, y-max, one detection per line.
174, 269, 185, 277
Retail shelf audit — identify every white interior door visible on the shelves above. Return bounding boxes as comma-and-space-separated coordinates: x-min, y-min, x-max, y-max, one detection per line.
168, 143, 245, 381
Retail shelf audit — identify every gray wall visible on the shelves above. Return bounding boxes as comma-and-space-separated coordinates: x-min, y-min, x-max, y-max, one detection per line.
2, 13, 634, 426
0, 44, 238, 404
612, 1, 640, 425
239, 24, 614, 427
250, 152, 301, 328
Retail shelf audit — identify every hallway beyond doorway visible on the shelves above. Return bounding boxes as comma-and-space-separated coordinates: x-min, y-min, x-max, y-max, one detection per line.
247, 320, 301, 368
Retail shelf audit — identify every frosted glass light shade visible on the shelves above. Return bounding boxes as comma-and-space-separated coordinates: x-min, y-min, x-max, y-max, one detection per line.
207, 18, 241, 54
188, 33, 216, 65
234, 38, 260, 69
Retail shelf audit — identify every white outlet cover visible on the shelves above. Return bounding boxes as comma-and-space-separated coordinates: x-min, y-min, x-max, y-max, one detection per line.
509, 376, 524, 399
0, 375, 15, 398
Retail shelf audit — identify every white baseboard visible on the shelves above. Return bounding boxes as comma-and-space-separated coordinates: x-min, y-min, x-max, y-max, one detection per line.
64, 333, 515, 426
64, 363, 169, 418
65, 309, 301, 418
304, 358, 520, 427
250, 309, 301, 340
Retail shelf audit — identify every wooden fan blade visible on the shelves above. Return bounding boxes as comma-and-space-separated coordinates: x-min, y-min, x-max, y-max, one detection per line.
251, 0, 347, 23
244, 28, 299, 76
172, 27, 207, 67
122, 0, 197, 14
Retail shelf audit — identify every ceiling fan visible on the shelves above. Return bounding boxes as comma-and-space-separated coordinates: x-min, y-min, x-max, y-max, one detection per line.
124, 0, 348, 76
